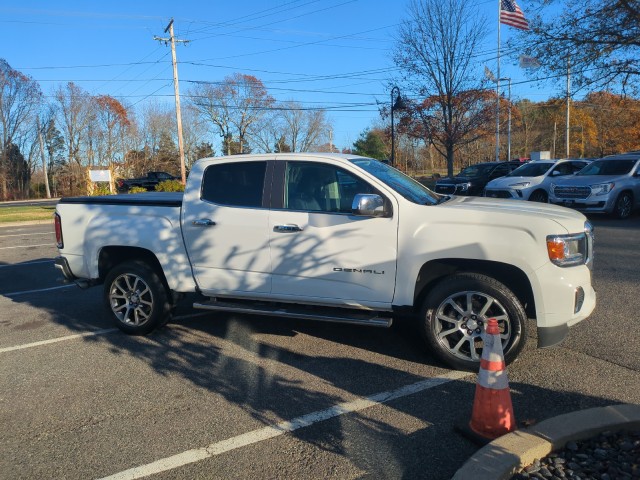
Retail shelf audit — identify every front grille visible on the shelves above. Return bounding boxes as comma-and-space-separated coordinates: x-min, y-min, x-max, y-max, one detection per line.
485, 190, 511, 199
554, 186, 591, 199
435, 184, 456, 195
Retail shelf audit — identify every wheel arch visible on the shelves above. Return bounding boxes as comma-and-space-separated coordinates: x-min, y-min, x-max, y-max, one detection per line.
618, 189, 634, 201
413, 258, 535, 318
98, 246, 169, 292
616, 189, 634, 200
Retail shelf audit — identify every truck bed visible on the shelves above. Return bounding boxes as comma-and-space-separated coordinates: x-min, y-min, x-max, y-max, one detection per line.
59, 192, 183, 207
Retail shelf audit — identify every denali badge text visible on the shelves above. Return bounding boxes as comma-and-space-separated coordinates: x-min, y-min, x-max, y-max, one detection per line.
333, 267, 385, 274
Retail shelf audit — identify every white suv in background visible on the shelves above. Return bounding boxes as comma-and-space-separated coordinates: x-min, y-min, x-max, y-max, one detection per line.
484, 159, 590, 203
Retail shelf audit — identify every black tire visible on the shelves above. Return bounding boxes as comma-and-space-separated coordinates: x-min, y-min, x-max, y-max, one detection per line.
419, 272, 527, 371
528, 190, 548, 203
613, 192, 633, 219
103, 260, 172, 335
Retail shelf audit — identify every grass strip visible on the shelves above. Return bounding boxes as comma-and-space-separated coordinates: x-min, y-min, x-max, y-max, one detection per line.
0, 206, 56, 223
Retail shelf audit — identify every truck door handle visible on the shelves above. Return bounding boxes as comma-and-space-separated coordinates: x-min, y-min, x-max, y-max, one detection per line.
273, 224, 302, 233
192, 219, 216, 227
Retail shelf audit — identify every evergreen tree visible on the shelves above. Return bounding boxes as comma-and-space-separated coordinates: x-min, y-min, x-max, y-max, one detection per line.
352, 129, 388, 160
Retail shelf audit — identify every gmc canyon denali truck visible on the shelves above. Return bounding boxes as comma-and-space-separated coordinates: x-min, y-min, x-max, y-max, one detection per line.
54, 153, 596, 371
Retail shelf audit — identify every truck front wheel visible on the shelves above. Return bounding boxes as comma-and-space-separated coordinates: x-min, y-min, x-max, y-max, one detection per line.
420, 273, 527, 371
103, 260, 171, 335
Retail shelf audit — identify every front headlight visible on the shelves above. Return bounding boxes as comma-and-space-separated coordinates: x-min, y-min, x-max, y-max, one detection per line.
458, 182, 471, 192
546, 222, 594, 268
591, 182, 614, 196
509, 182, 530, 188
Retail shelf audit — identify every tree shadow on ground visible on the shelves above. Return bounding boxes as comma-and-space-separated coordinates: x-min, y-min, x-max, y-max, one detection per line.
6, 285, 634, 479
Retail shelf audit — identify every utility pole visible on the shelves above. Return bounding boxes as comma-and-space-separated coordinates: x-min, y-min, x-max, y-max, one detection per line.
566, 56, 571, 158
36, 116, 52, 199
155, 19, 188, 185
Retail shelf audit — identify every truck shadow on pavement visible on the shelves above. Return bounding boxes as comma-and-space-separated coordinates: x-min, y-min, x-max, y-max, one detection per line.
6, 287, 633, 479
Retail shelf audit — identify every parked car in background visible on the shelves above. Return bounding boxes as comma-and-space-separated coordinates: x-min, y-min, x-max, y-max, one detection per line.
434, 161, 523, 196
116, 171, 179, 193
549, 152, 640, 219
485, 159, 591, 203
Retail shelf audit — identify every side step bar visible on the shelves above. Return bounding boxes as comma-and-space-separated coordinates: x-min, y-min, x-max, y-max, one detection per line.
193, 299, 393, 328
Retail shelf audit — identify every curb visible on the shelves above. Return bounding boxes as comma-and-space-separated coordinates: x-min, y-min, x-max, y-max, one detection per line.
452, 403, 640, 480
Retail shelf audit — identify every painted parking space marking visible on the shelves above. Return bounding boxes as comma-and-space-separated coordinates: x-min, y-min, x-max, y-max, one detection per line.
0, 243, 53, 250
0, 313, 211, 354
99, 370, 470, 480
0, 328, 119, 354
4, 284, 76, 296
0, 232, 52, 239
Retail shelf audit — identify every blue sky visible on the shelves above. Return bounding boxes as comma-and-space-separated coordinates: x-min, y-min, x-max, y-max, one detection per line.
1, 0, 556, 151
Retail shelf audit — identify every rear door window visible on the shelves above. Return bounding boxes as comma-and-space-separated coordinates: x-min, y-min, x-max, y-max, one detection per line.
201, 161, 267, 207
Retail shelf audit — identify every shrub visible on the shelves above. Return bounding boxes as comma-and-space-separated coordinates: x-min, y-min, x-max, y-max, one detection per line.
128, 186, 148, 194
90, 183, 112, 196
155, 179, 185, 192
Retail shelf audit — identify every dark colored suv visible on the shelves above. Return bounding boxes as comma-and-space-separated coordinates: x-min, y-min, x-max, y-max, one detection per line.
434, 161, 524, 196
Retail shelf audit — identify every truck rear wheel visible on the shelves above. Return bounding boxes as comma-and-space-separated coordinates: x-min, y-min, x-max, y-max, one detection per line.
103, 260, 171, 335
420, 272, 527, 371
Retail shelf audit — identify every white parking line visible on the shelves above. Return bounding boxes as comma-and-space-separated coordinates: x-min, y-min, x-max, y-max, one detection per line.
0, 232, 52, 238
0, 312, 211, 354
0, 243, 53, 250
98, 370, 470, 480
0, 328, 119, 353
5, 284, 76, 296
0, 260, 54, 269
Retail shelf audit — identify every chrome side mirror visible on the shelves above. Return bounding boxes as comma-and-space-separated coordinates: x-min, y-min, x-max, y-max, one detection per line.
351, 194, 387, 217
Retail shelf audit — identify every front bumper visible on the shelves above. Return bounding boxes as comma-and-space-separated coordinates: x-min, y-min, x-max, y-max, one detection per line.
485, 188, 531, 200
532, 262, 596, 348
550, 194, 615, 214
537, 323, 569, 348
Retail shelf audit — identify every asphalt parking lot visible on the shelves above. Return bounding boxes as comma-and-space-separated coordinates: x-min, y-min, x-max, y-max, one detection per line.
1, 216, 639, 479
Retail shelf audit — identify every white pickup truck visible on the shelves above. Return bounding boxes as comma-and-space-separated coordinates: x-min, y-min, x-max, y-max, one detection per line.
54, 153, 596, 370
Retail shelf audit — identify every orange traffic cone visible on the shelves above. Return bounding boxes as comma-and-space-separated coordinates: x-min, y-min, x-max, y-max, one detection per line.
467, 318, 516, 441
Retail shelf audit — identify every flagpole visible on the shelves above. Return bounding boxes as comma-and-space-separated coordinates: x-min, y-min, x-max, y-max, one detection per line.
496, 0, 501, 162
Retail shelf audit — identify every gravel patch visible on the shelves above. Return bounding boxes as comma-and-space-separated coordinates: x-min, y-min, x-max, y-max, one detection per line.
511, 430, 640, 479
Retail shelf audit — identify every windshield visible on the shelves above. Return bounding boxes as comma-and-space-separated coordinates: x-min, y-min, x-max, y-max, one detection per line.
350, 158, 441, 205
458, 164, 495, 177
507, 162, 553, 177
577, 159, 637, 176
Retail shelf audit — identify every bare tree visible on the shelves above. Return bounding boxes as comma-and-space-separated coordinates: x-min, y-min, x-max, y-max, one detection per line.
513, 0, 640, 94
248, 110, 284, 153
189, 73, 274, 155
94, 95, 130, 169
180, 104, 212, 167
278, 102, 330, 152
0, 59, 42, 199
395, 0, 489, 176
248, 102, 331, 153
54, 82, 95, 167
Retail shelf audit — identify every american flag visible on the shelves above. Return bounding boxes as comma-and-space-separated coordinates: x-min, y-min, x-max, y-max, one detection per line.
500, 0, 529, 30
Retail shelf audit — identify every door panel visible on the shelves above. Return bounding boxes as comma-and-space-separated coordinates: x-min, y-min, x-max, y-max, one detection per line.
182, 160, 272, 294
269, 161, 398, 304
